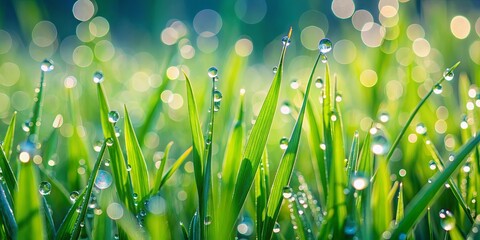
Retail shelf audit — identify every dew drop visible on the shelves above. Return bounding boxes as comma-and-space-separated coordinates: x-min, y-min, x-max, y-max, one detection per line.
208, 67, 218, 78
273, 66, 278, 74
93, 71, 104, 83
439, 209, 456, 231
318, 38, 332, 54
443, 68, 454, 81
335, 93, 343, 102
415, 123, 427, 135
273, 222, 281, 233
126, 165, 132, 171
213, 90, 223, 102
39, 181, 52, 195
371, 129, 390, 155
282, 186, 293, 199
204, 215, 212, 225
379, 112, 390, 123
106, 138, 114, 147
95, 170, 113, 189
40, 59, 54, 72
428, 160, 437, 170
280, 101, 291, 115
344, 218, 357, 236
114, 126, 121, 137
108, 111, 120, 123
23, 120, 32, 132
320, 53, 328, 63
279, 137, 288, 150
290, 79, 299, 89
315, 77, 324, 88
70, 191, 80, 201
93, 140, 103, 152
433, 84, 443, 94
281, 36, 291, 47
351, 174, 369, 190
213, 101, 221, 112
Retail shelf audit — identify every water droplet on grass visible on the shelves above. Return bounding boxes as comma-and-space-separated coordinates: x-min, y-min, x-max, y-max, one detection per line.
40, 59, 54, 72
439, 209, 456, 231
273, 222, 281, 233
127, 165, 132, 171
290, 79, 299, 89
273, 66, 278, 74
371, 129, 390, 155
280, 101, 291, 115
108, 111, 119, 123
204, 215, 212, 225
93, 140, 103, 152
282, 186, 293, 199
415, 123, 427, 135
351, 174, 369, 190
429, 160, 436, 170
279, 137, 288, 150
208, 67, 218, 78
434, 84, 443, 94
95, 170, 113, 189
213, 90, 222, 102
214, 101, 221, 112
318, 38, 332, 54
443, 68, 454, 81
320, 53, 328, 63
93, 71, 104, 83
281, 36, 291, 47
70, 191, 80, 201
344, 218, 357, 236
315, 77, 323, 88
379, 112, 390, 123
39, 181, 51, 195
106, 138, 114, 146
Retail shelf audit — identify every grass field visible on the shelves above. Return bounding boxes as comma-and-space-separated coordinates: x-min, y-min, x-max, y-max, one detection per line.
0, 0, 480, 239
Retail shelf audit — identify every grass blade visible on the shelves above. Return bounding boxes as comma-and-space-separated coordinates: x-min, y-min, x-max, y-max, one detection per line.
0, 183, 16, 239
54, 190, 86, 240
124, 105, 150, 203
2, 112, 16, 160
96, 83, 136, 214
0, 144, 17, 193
158, 146, 192, 190
395, 182, 404, 225
262, 52, 321, 239
230, 28, 291, 234
384, 62, 460, 163
152, 141, 173, 193
70, 140, 108, 240
255, 149, 269, 236
372, 157, 392, 238
391, 132, 480, 238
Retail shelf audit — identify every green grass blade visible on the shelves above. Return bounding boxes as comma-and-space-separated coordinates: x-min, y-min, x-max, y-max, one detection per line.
124, 105, 150, 203
0, 183, 16, 239
372, 157, 392, 238
2, 111, 16, 160
158, 146, 192, 190
96, 83, 136, 213
180, 222, 189, 240
396, 182, 404, 225
347, 131, 360, 179
221, 90, 245, 202
15, 156, 46, 239
305, 99, 327, 206
28, 70, 47, 141
384, 61, 460, 163
230, 28, 291, 234
0, 144, 17, 193
255, 149, 268, 236
391, 132, 480, 238
262, 52, 321, 239
152, 141, 173, 193
184, 72, 206, 238
70, 140, 108, 240
54, 190, 86, 240
42, 196, 56, 240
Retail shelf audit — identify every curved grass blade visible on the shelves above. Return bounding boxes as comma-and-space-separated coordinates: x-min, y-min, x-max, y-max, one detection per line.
152, 141, 173, 193
70, 140, 108, 240
97, 83, 136, 214
180, 222, 189, 240
124, 105, 150, 203
2, 112, 16, 160
384, 62, 460, 163
54, 190, 86, 240
391, 132, 480, 238
184, 73, 206, 239
262, 52, 321, 239
158, 146, 192, 190
42, 197, 55, 240
15, 159, 46, 239
395, 183, 404, 225
230, 28, 291, 234
0, 183, 16, 239
0, 145, 17, 193
255, 149, 269, 236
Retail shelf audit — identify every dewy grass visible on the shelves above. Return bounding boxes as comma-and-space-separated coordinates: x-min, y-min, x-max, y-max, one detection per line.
1, 24, 480, 240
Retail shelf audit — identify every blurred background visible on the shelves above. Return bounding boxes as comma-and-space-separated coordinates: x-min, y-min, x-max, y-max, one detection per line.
0, 0, 480, 238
